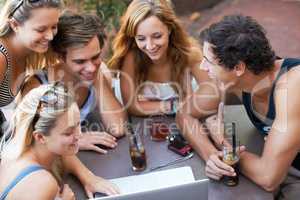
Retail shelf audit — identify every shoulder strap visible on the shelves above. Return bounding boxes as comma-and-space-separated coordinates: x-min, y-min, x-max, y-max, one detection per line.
0, 44, 11, 75
79, 86, 96, 122
0, 165, 44, 200
266, 58, 300, 119
34, 69, 49, 84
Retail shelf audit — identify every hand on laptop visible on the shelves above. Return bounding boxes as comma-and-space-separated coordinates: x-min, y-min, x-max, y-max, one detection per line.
84, 175, 120, 198
78, 131, 118, 154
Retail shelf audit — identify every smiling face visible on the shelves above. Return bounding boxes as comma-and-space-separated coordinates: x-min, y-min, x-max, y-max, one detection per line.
135, 15, 170, 63
14, 7, 60, 53
64, 36, 102, 84
201, 41, 237, 85
44, 103, 81, 156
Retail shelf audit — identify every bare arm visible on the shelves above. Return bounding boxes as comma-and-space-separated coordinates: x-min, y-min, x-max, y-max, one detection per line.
189, 63, 211, 86
62, 155, 119, 197
240, 69, 300, 191
120, 52, 172, 116
180, 75, 221, 119
176, 75, 222, 160
62, 155, 94, 187
181, 63, 205, 99
95, 69, 126, 137
22, 170, 59, 200
100, 62, 113, 88
176, 112, 219, 161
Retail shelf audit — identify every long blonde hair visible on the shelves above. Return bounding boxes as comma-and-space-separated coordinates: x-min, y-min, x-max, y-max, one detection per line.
0, 0, 63, 69
0, 83, 74, 161
108, 0, 202, 95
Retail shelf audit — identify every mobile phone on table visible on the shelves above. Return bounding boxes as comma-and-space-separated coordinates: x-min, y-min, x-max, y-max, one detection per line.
167, 130, 193, 156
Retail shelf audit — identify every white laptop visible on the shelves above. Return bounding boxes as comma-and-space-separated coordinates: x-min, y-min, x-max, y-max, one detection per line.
91, 166, 209, 200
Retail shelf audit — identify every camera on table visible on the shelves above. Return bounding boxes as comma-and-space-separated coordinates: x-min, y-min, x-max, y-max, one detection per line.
167, 129, 193, 157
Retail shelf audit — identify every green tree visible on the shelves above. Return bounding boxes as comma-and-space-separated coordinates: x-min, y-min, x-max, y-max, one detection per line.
64, 0, 131, 59
65, 0, 130, 31
0, 0, 4, 7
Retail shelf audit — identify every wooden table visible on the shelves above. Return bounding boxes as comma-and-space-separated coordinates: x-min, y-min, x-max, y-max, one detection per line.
66, 105, 273, 200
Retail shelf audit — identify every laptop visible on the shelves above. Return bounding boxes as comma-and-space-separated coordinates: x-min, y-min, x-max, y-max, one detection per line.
92, 179, 208, 200
92, 167, 208, 200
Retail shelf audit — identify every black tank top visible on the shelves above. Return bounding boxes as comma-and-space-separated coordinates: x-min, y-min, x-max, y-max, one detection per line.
242, 58, 300, 170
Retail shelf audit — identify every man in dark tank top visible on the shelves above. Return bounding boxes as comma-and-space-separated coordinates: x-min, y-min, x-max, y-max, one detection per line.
176, 14, 300, 200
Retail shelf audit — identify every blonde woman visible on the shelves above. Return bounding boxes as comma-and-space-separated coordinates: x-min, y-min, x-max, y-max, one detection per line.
0, 0, 63, 135
108, 0, 209, 116
0, 83, 119, 200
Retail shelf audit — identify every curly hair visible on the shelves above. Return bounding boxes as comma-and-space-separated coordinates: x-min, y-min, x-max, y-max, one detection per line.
200, 15, 276, 75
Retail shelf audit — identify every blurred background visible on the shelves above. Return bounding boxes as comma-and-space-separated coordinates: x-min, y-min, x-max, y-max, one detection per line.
0, 0, 299, 61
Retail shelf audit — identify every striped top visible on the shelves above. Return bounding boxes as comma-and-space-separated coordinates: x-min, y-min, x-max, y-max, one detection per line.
0, 44, 15, 107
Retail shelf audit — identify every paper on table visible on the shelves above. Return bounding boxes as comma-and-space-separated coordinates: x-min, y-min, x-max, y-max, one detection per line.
109, 166, 195, 195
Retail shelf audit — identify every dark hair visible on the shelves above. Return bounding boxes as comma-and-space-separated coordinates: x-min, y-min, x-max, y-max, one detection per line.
200, 15, 276, 74
51, 11, 106, 56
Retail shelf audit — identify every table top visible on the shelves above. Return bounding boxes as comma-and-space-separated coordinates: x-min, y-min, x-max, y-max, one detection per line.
66, 105, 273, 200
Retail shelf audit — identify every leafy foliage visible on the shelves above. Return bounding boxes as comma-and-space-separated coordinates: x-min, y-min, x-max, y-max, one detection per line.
0, 0, 4, 7
65, 0, 131, 31
63, 0, 131, 58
